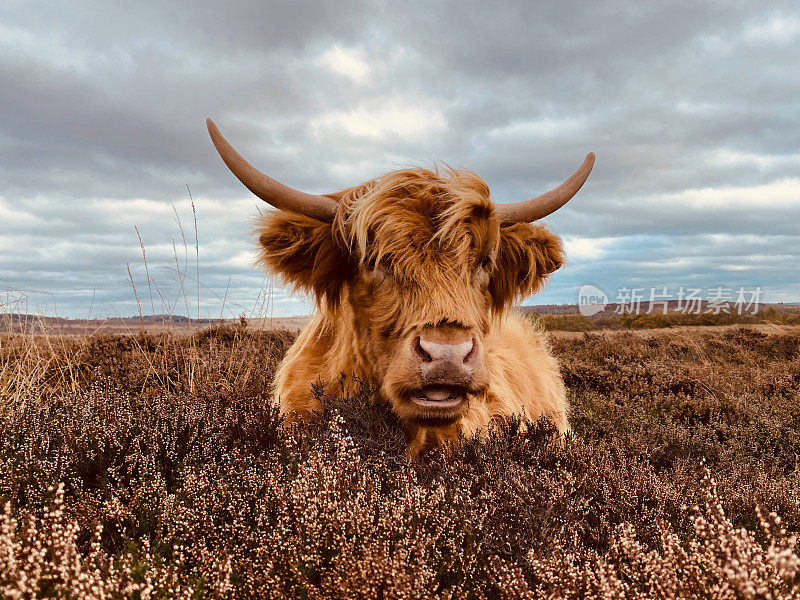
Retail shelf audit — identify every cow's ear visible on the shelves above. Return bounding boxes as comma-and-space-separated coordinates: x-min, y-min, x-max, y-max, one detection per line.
255, 212, 353, 306
489, 223, 565, 309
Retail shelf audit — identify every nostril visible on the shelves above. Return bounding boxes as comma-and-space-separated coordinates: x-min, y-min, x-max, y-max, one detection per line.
463, 338, 476, 363
415, 337, 433, 363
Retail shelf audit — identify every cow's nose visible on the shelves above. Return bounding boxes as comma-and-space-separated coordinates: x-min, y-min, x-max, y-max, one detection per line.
413, 330, 485, 387
413, 326, 487, 390
417, 337, 475, 364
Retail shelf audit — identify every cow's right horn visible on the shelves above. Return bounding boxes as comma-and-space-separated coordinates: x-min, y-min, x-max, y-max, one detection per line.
207, 118, 338, 222
495, 153, 595, 223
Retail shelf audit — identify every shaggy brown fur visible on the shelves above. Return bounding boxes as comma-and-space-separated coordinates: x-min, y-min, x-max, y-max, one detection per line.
256, 165, 568, 454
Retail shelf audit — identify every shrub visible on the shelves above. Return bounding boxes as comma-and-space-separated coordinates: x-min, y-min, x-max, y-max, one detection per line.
0, 325, 798, 597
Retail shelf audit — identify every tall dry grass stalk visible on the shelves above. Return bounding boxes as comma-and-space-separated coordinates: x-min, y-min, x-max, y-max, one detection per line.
1, 199, 269, 409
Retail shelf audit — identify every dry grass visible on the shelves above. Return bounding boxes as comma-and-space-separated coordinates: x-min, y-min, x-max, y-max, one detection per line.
0, 321, 295, 404
0, 324, 799, 598
529, 306, 800, 331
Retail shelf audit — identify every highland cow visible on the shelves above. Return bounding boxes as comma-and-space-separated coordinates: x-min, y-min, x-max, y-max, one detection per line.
207, 118, 595, 455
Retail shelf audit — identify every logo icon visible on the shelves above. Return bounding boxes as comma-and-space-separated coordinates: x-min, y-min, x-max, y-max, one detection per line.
577, 284, 608, 316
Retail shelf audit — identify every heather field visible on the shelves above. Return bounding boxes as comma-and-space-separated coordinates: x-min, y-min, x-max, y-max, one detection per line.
1, 322, 799, 598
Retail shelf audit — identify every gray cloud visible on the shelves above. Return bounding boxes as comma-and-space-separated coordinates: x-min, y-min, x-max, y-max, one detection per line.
1, 0, 798, 317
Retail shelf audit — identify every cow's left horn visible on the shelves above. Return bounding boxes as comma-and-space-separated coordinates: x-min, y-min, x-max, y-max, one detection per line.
207, 118, 337, 222
495, 153, 595, 223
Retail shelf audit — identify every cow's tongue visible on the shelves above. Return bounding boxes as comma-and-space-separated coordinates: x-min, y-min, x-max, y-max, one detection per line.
412, 386, 464, 409
422, 386, 455, 401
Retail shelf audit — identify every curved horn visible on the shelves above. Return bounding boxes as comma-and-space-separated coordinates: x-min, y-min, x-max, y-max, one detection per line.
496, 152, 596, 223
206, 118, 337, 222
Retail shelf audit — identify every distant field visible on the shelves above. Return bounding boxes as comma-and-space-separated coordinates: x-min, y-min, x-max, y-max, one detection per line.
3, 301, 799, 336
0, 312, 311, 335
522, 301, 800, 331
0, 323, 799, 597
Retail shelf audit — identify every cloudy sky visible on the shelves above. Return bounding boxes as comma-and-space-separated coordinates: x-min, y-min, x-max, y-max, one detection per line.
1, 0, 798, 319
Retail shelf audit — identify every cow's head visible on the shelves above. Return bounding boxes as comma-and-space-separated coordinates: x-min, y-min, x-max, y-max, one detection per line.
207, 119, 594, 426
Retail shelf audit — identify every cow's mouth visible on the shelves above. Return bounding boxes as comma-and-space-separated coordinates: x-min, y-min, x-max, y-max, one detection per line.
411, 385, 466, 409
